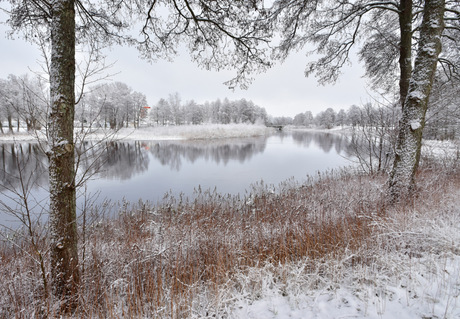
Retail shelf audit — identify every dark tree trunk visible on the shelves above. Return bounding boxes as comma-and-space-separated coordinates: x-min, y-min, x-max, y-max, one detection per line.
7, 114, 13, 132
398, 0, 413, 107
48, 0, 80, 310
390, 0, 445, 199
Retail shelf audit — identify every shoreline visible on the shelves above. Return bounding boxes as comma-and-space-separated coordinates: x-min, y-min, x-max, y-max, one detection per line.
0, 123, 275, 142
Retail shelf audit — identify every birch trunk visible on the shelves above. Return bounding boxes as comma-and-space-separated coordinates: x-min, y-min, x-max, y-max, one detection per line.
389, 0, 445, 199
48, 0, 79, 308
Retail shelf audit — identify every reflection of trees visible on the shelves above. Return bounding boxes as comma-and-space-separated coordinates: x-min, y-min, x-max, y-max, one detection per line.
0, 143, 48, 192
148, 137, 268, 171
1, 133, 358, 191
291, 131, 313, 148
291, 131, 351, 154
0, 138, 268, 187
0, 141, 152, 193
84, 141, 150, 180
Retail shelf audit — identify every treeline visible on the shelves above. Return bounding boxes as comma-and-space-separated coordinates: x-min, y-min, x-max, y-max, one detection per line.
290, 105, 400, 130
77, 82, 148, 130
0, 76, 150, 133
270, 105, 399, 129
276, 101, 460, 140
0, 74, 48, 133
149, 93, 268, 126
2, 73, 459, 140
79, 90, 268, 128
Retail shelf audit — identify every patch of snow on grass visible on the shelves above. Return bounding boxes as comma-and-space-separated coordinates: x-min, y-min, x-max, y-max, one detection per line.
0, 129, 46, 142
225, 193, 460, 319
228, 253, 459, 318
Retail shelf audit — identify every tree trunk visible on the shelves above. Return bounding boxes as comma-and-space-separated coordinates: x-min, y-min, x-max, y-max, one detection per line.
48, 0, 80, 309
398, 0, 413, 107
7, 114, 13, 133
389, 0, 445, 199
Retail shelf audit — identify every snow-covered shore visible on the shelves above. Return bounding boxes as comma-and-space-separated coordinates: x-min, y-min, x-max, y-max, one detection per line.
229, 192, 460, 319
0, 124, 275, 142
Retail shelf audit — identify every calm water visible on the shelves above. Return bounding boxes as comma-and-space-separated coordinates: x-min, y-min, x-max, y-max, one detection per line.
0, 131, 354, 225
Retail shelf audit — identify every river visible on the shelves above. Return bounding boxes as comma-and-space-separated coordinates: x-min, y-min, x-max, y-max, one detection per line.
0, 130, 354, 226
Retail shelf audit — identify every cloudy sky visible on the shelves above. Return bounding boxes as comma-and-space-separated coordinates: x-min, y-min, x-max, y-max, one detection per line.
0, 18, 371, 118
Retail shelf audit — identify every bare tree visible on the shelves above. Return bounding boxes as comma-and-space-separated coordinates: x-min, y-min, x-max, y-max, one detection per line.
0, 76, 22, 133
268, 0, 458, 198
8, 74, 48, 132
389, 0, 445, 198
0, 144, 50, 302
425, 73, 460, 140
349, 102, 400, 174
316, 108, 337, 129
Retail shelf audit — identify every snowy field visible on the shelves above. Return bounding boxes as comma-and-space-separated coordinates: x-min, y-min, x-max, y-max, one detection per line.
0, 123, 275, 142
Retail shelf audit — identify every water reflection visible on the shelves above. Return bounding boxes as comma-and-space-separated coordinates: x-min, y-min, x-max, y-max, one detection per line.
0, 143, 48, 192
0, 137, 270, 191
290, 131, 350, 154
147, 137, 267, 170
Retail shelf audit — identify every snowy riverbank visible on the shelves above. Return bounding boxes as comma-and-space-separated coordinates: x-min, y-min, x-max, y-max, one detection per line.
0, 123, 275, 142
87, 123, 275, 141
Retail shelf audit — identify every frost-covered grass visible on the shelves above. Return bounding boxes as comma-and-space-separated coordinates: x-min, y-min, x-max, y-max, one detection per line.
0, 124, 275, 142
112, 124, 274, 140
0, 159, 459, 318
422, 139, 460, 160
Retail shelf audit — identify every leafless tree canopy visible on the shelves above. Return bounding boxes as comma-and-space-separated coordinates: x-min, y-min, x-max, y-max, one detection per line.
269, 0, 460, 99
6, 0, 273, 89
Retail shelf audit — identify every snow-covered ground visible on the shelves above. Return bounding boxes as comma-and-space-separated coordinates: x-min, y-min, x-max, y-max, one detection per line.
0, 124, 275, 142
213, 190, 460, 319
229, 235, 459, 318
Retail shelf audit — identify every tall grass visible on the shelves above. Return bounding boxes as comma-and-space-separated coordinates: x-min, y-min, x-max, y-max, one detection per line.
1, 158, 459, 318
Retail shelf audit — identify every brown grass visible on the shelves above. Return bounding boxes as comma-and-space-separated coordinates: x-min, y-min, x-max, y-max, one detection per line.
1, 159, 459, 318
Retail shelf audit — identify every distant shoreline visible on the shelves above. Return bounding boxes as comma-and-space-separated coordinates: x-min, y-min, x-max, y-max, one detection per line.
0, 123, 276, 142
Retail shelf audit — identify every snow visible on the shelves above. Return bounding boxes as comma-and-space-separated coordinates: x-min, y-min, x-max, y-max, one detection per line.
230, 255, 460, 318
225, 198, 460, 319
0, 124, 274, 142
0, 129, 47, 142
1, 125, 459, 318
408, 90, 425, 101
422, 139, 459, 158
410, 120, 421, 131
422, 43, 437, 56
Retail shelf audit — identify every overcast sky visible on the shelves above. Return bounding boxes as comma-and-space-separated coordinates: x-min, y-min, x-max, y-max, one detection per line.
0, 20, 372, 118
